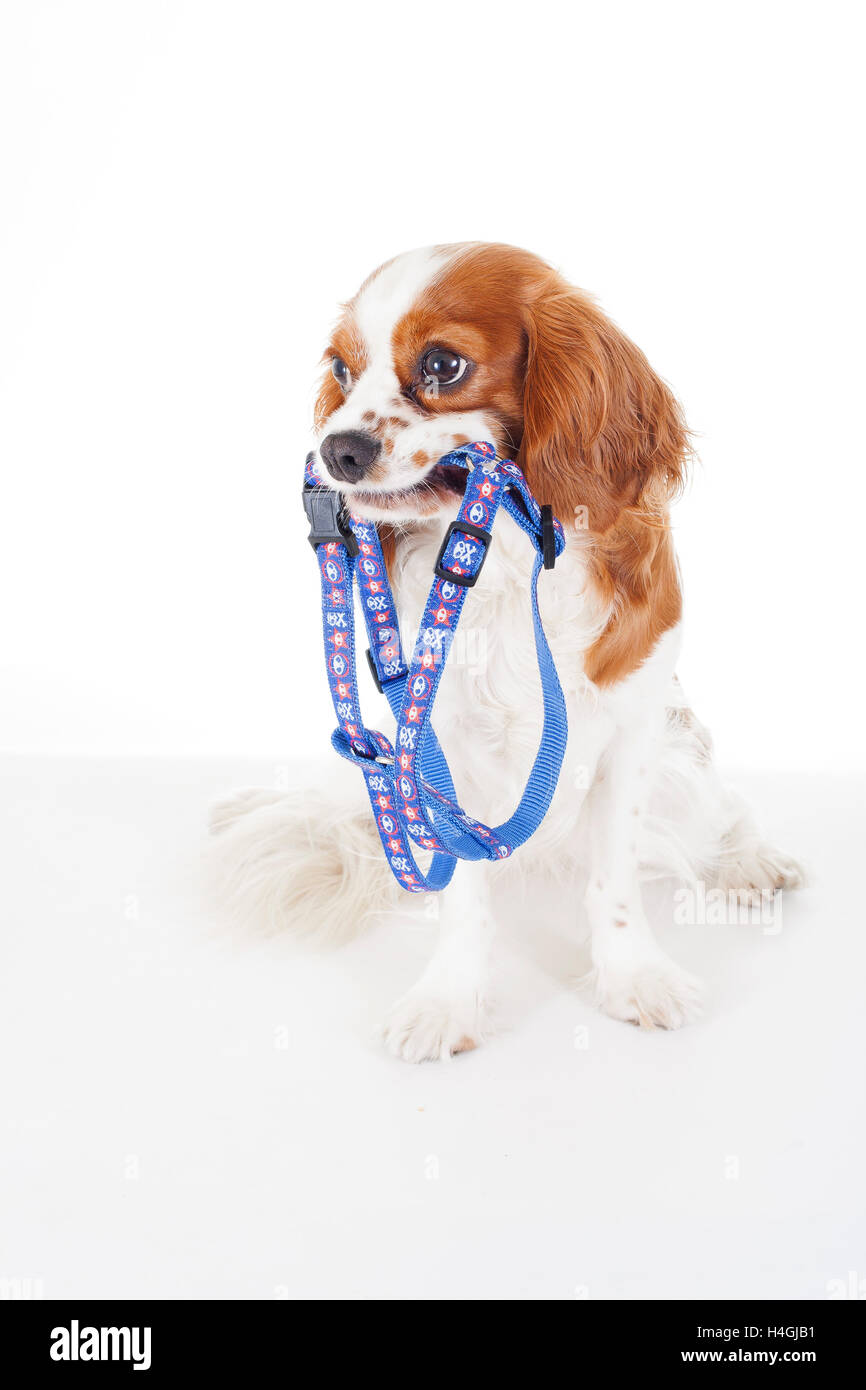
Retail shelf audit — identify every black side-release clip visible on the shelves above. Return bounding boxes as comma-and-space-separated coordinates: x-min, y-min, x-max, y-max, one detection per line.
302, 483, 359, 557
540, 505, 557, 570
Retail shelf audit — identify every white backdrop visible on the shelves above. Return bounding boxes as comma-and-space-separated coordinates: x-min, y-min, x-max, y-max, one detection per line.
2, 0, 863, 770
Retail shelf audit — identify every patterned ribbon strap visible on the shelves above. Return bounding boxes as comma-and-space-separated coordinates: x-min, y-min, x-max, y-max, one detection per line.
303, 441, 567, 893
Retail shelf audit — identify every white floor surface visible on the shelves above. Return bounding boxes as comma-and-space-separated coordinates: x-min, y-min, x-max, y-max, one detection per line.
1, 758, 863, 1300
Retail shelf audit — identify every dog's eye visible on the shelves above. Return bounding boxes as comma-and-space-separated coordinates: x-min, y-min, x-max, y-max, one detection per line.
421, 348, 468, 387
331, 357, 351, 389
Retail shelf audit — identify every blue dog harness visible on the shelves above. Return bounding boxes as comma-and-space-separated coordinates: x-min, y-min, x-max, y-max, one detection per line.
303, 441, 568, 893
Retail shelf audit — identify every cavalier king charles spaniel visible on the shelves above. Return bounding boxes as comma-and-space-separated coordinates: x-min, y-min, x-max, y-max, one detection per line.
212, 243, 802, 1061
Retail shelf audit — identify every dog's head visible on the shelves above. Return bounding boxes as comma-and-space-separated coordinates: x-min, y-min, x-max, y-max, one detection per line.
312, 243, 689, 534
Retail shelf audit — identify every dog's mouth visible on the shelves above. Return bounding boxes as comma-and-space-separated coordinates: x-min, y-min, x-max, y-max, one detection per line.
347, 463, 468, 517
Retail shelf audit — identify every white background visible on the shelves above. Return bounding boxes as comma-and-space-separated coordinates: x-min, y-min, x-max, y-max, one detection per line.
2, 0, 864, 770
2, 1, 865, 1307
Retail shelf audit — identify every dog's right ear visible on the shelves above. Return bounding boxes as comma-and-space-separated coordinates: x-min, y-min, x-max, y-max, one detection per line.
519, 273, 690, 535
518, 267, 689, 688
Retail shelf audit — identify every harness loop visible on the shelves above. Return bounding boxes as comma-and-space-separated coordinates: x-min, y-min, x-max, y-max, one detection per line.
303, 441, 568, 893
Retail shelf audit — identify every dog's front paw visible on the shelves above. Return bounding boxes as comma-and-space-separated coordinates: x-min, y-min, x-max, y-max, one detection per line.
382, 987, 487, 1063
717, 842, 805, 905
589, 956, 704, 1031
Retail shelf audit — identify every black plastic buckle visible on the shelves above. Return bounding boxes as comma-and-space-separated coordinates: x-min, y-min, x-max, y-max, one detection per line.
434, 520, 492, 589
302, 483, 359, 557
540, 505, 557, 570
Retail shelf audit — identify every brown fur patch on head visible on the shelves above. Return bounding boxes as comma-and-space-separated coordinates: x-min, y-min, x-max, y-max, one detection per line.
390, 245, 532, 455
314, 313, 368, 433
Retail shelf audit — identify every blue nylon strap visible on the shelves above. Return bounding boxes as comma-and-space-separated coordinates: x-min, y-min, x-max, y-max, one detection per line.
304, 441, 568, 893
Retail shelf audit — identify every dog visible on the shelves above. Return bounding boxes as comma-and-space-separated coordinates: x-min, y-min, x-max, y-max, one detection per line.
211, 242, 803, 1061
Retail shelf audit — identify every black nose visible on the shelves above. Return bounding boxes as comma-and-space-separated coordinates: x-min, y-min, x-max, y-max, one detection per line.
319, 431, 381, 484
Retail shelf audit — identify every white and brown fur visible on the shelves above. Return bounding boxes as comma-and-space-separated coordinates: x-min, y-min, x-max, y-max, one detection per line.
211, 243, 802, 1061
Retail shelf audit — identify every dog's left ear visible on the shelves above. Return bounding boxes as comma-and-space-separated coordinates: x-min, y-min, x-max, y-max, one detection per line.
518, 275, 690, 533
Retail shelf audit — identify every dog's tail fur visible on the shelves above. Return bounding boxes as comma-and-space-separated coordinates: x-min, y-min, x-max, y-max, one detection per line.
206, 780, 400, 945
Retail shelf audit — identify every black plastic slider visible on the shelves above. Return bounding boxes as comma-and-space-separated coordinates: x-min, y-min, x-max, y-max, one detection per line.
434, 520, 492, 589
302, 483, 359, 557
365, 647, 385, 694
540, 505, 557, 570
366, 647, 408, 694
